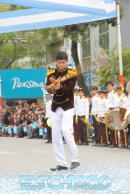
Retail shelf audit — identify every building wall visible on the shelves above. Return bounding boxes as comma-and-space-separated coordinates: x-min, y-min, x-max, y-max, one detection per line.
81, 22, 118, 88
109, 24, 118, 50
61, 0, 130, 89
120, 0, 130, 48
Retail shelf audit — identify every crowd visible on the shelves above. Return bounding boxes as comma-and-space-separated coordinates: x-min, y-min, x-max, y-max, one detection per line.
1, 80, 130, 149
74, 81, 130, 148
0, 102, 47, 139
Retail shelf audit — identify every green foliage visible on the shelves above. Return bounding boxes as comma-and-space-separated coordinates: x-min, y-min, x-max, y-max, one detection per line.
97, 48, 130, 86
122, 48, 130, 82
0, 4, 26, 12
0, 28, 64, 69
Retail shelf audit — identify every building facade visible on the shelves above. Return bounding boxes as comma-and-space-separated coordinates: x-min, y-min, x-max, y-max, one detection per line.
120, 0, 130, 48
78, 0, 130, 89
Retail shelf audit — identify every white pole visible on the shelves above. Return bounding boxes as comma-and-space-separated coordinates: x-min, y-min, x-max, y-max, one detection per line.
117, 1, 124, 86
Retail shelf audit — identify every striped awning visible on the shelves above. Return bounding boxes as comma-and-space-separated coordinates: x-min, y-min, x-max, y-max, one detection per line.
0, 0, 117, 33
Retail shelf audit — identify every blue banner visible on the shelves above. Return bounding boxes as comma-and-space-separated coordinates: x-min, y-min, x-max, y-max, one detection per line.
0, 68, 47, 99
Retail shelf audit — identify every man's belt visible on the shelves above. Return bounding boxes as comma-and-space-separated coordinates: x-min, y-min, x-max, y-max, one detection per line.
53, 99, 69, 105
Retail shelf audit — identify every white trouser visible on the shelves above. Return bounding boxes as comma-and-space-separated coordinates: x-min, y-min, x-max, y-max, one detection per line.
51, 107, 79, 167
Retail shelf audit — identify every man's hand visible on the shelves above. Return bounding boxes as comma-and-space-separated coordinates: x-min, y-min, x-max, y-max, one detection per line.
49, 77, 56, 83
53, 77, 61, 90
49, 76, 61, 83
44, 77, 61, 91
43, 85, 48, 90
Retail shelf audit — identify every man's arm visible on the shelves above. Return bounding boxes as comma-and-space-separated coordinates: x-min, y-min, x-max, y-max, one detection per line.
46, 69, 77, 95
55, 76, 77, 96
45, 69, 56, 94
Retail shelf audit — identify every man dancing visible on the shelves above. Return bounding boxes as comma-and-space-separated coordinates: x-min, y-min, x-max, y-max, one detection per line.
45, 51, 80, 171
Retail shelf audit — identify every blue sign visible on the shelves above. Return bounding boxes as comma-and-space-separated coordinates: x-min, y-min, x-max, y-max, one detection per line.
0, 68, 47, 99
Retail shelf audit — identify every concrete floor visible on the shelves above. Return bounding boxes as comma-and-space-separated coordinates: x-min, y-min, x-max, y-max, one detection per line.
0, 137, 130, 193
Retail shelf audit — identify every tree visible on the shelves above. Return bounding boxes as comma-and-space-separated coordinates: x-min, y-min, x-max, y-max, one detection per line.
97, 48, 130, 86
0, 4, 26, 12
0, 32, 35, 69
63, 24, 89, 93
62, 19, 117, 93
0, 5, 31, 69
62, 1, 123, 92
0, 2, 123, 91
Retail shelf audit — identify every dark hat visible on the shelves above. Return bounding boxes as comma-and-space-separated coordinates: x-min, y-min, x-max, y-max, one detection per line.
91, 86, 98, 91
78, 88, 85, 93
106, 81, 114, 86
98, 90, 106, 94
104, 90, 108, 94
116, 86, 122, 91
73, 88, 78, 92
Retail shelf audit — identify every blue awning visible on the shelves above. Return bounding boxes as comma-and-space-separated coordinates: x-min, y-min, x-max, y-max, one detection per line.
0, 0, 117, 33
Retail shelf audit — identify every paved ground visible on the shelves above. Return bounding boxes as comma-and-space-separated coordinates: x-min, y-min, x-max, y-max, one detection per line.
0, 137, 130, 193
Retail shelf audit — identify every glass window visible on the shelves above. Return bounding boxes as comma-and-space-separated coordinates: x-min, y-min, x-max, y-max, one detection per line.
82, 27, 90, 58
99, 22, 109, 51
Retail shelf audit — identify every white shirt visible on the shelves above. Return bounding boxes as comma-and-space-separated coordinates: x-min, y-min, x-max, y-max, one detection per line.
126, 81, 130, 93
123, 95, 130, 111
107, 90, 119, 108
118, 93, 127, 108
74, 95, 79, 116
45, 99, 52, 118
91, 95, 100, 115
97, 98, 109, 117
126, 81, 130, 110
76, 96, 89, 119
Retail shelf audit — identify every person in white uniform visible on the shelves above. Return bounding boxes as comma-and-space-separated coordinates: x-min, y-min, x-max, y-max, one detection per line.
45, 51, 80, 171
76, 88, 89, 145
45, 93, 52, 143
91, 86, 100, 144
106, 81, 119, 147
97, 90, 109, 146
116, 86, 128, 147
116, 87, 127, 108
73, 88, 80, 144
126, 80, 130, 110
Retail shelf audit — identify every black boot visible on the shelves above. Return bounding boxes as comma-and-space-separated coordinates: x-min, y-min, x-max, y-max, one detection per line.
50, 165, 68, 171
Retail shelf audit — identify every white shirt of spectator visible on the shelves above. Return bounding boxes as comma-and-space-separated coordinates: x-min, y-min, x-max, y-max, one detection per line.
97, 98, 109, 118
45, 99, 52, 119
74, 94, 79, 116
107, 90, 119, 108
118, 93, 127, 108
76, 96, 89, 119
126, 81, 130, 110
126, 95, 130, 111
123, 95, 130, 111
126, 80, 130, 93
91, 94, 100, 115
